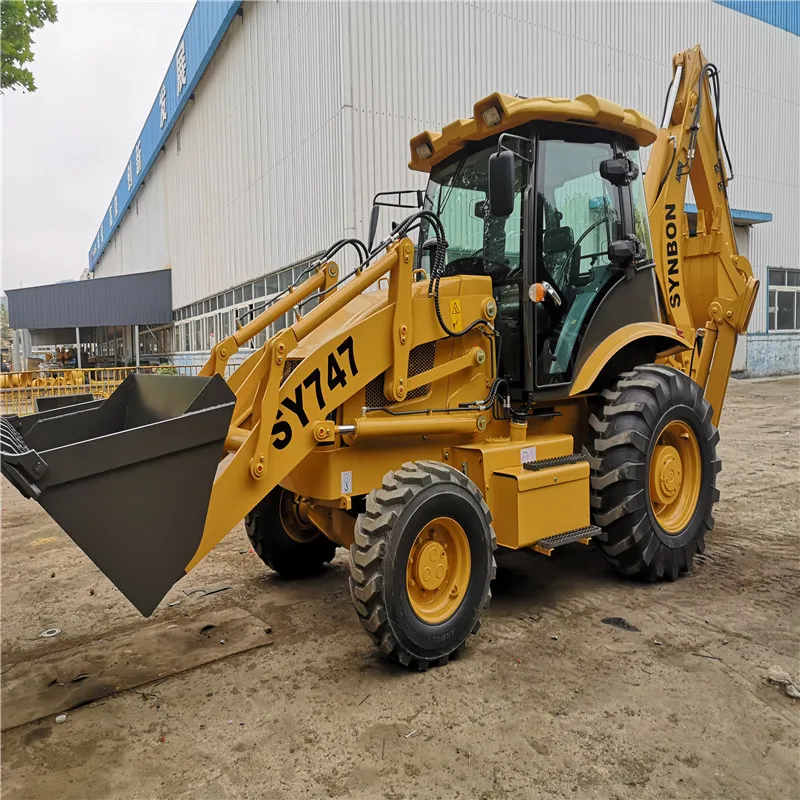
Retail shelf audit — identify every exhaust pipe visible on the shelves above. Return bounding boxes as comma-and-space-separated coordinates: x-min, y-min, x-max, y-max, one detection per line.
1, 374, 235, 616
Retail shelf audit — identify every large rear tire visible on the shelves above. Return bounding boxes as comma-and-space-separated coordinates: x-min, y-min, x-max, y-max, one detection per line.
245, 488, 337, 578
349, 461, 496, 670
588, 364, 720, 581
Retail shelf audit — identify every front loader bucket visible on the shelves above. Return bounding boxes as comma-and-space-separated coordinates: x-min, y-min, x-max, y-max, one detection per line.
1, 374, 235, 616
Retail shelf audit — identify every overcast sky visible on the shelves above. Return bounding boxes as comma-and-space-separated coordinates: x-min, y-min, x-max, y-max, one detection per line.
2, 0, 194, 291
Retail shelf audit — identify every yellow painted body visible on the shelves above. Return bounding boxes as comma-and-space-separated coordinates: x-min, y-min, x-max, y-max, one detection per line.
178, 44, 757, 580
644, 45, 759, 424
408, 91, 656, 172
493, 460, 590, 549
570, 322, 691, 396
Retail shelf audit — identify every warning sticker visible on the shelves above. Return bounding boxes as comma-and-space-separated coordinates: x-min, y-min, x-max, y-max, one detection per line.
520, 446, 536, 464
449, 298, 463, 332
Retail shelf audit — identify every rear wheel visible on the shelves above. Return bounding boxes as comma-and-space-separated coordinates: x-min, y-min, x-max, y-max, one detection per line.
588, 364, 720, 580
245, 488, 337, 578
349, 461, 496, 670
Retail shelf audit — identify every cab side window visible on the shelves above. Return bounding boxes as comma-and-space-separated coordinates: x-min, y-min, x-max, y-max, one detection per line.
535, 139, 622, 386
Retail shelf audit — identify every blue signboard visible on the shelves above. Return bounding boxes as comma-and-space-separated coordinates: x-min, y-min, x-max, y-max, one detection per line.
88, 0, 242, 271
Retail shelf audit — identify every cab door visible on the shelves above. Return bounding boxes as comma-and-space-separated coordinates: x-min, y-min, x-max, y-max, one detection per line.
532, 133, 625, 388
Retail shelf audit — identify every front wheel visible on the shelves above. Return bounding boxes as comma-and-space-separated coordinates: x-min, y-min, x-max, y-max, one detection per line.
349, 461, 496, 670
588, 364, 721, 581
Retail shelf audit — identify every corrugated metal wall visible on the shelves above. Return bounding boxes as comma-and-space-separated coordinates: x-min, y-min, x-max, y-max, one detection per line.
96, 153, 170, 277
344, 0, 798, 337
97, 1, 349, 308
161, 1, 349, 307
95, 0, 798, 335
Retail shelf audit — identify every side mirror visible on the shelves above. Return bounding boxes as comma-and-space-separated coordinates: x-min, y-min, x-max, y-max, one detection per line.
608, 235, 645, 265
488, 150, 515, 218
600, 157, 640, 186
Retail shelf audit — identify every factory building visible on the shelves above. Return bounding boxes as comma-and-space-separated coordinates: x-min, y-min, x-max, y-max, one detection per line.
88, 0, 799, 374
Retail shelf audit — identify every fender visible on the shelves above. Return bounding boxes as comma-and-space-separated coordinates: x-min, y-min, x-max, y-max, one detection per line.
569, 322, 691, 396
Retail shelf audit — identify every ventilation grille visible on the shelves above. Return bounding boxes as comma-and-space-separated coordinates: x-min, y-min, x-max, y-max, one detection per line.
364, 342, 436, 408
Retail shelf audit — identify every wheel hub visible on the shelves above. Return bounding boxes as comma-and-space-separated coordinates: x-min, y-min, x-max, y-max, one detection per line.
651, 444, 683, 504
406, 517, 471, 624
648, 420, 702, 534
415, 540, 448, 591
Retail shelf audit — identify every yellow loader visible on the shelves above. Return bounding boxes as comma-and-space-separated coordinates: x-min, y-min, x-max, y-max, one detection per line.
1, 46, 758, 669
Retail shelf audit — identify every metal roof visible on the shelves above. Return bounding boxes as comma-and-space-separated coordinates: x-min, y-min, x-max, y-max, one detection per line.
6, 270, 173, 330
715, 0, 800, 36
684, 203, 773, 225
88, 0, 242, 273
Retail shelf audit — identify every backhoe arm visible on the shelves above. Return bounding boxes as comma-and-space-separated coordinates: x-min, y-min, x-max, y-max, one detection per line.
644, 45, 760, 425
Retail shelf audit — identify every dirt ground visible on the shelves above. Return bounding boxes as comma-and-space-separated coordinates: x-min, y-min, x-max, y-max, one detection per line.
1, 376, 798, 799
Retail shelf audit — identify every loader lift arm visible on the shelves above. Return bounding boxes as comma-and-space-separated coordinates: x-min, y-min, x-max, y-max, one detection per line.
644, 45, 760, 425
187, 237, 418, 569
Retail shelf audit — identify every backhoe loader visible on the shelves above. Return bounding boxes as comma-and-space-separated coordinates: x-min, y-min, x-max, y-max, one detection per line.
1, 46, 759, 669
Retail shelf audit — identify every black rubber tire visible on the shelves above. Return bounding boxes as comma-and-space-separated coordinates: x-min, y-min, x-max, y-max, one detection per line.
349, 461, 496, 670
587, 364, 721, 581
245, 488, 337, 578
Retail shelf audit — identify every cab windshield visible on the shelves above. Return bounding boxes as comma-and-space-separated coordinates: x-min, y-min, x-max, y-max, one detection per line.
421, 145, 525, 278
420, 145, 528, 384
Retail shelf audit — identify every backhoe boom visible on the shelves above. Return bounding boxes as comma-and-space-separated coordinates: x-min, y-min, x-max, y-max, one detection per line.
644, 45, 759, 424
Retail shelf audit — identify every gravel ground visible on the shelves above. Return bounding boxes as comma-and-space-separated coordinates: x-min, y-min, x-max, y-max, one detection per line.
1, 375, 798, 799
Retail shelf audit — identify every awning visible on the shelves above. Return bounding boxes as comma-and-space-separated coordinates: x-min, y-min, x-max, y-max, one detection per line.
684, 203, 773, 226
6, 270, 172, 330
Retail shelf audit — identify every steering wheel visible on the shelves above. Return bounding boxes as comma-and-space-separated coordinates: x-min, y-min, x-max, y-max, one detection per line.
444, 255, 513, 279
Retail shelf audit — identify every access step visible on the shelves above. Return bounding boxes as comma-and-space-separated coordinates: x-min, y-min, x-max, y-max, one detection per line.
532, 525, 603, 556
523, 453, 586, 471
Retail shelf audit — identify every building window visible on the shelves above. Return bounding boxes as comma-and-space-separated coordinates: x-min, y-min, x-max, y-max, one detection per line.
278, 269, 293, 292
768, 268, 800, 332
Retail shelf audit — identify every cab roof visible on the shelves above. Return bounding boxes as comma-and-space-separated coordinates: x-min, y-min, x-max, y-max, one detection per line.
408, 92, 658, 173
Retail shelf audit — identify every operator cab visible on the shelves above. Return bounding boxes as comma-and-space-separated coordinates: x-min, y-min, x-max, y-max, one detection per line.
417, 120, 658, 396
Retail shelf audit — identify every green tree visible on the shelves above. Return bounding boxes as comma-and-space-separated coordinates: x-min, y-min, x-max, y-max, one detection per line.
1, 1, 58, 92
0, 303, 11, 348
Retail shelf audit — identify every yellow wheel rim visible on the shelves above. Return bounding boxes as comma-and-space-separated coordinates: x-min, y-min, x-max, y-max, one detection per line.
648, 420, 702, 534
406, 517, 471, 624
